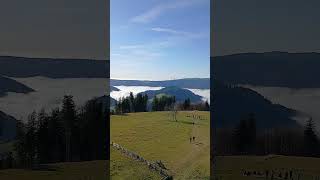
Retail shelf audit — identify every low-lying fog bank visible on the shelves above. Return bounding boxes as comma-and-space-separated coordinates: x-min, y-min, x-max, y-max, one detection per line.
0, 76, 108, 121
110, 85, 210, 103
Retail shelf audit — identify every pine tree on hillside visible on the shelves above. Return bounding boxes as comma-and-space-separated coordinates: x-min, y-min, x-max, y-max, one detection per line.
48, 108, 65, 162
37, 109, 50, 163
233, 114, 257, 155
61, 95, 76, 162
25, 111, 38, 167
304, 118, 320, 156
233, 118, 247, 154
14, 119, 27, 168
122, 98, 130, 113
247, 113, 257, 153
142, 94, 148, 112
129, 92, 135, 112
183, 98, 191, 110
152, 96, 159, 111
115, 98, 123, 114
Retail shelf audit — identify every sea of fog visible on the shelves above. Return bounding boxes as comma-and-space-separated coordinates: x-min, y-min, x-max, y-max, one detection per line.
110, 86, 210, 103
187, 89, 210, 103
110, 86, 163, 100
0, 77, 210, 121
0, 77, 108, 121
244, 85, 320, 130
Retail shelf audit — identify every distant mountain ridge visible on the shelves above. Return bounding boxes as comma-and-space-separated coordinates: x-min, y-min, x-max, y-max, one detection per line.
0, 56, 109, 78
111, 78, 210, 89
212, 52, 320, 88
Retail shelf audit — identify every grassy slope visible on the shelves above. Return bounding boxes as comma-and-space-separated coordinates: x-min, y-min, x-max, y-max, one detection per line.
110, 111, 210, 180
0, 160, 107, 180
214, 155, 320, 180
110, 147, 162, 180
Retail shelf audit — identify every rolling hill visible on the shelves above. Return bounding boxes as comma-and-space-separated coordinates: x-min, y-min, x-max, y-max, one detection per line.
211, 80, 299, 129
111, 111, 210, 179
140, 86, 203, 103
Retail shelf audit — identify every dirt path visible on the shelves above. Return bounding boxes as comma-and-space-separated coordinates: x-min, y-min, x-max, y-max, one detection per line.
172, 114, 209, 179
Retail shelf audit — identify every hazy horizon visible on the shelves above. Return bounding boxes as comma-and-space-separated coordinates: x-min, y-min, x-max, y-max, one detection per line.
110, 76, 210, 81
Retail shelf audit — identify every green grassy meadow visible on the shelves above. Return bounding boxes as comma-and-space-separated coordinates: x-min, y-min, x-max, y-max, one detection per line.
110, 111, 210, 180
1, 142, 108, 180
110, 147, 162, 180
0, 160, 108, 180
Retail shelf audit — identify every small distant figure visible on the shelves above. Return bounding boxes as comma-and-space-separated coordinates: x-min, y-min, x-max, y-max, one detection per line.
193, 136, 195, 141
192, 122, 195, 125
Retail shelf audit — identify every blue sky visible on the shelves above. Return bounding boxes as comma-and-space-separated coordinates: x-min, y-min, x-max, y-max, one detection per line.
111, 0, 210, 80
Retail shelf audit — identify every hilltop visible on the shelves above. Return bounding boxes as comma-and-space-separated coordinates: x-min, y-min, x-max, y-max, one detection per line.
140, 86, 203, 103
211, 80, 299, 129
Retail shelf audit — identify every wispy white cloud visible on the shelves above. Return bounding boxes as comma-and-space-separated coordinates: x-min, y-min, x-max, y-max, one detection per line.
131, 0, 206, 23
151, 27, 207, 39
119, 40, 173, 50
151, 27, 188, 35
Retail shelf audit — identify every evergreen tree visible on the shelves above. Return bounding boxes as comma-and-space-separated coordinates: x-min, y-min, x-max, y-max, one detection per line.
14, 119, 27, 167
233, 114, 257, 154
129, 92, 135, 112
247, 113, 257, 153
142, 94, 149, 112
61, 95, 76, 162
48, 108, 65, 162
37, 109, 50, 163
152, 96, 159, 111
25, 111, 38, 167
121, 98, 131, 113
115, 98, 122, 114
183, 98, 191, 110
304, 118, 320, 156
